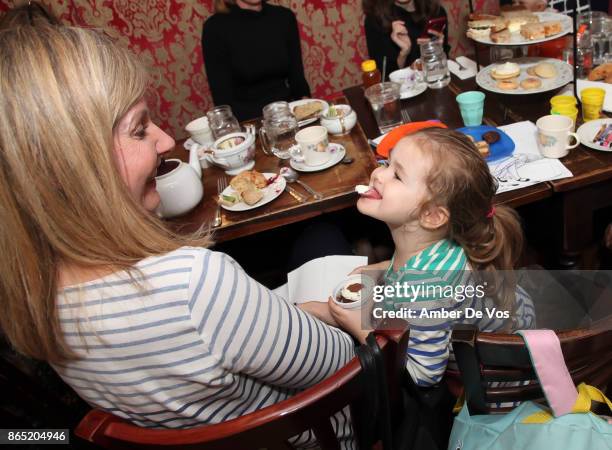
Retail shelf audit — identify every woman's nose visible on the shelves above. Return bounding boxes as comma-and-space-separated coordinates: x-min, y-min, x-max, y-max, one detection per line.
154, 124, 175, 156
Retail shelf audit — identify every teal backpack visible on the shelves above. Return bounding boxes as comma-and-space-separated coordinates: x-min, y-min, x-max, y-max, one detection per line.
448, 329, 612, 450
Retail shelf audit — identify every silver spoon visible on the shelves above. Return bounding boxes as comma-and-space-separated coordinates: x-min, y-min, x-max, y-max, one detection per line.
280, 167, 323, 200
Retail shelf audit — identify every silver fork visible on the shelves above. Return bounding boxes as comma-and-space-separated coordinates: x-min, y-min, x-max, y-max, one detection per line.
213, 176, 227, 228
401, 108, 411, 124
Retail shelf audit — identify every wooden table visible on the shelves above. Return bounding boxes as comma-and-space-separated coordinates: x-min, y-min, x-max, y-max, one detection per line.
344, 76, 612, 267
343, 79, 553, 209
166, 106, 378, 243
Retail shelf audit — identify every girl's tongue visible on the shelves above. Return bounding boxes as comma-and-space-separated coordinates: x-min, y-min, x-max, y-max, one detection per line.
355, 184, 382, 200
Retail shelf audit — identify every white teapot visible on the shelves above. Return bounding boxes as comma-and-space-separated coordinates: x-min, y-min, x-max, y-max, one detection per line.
155, 143, 203, 218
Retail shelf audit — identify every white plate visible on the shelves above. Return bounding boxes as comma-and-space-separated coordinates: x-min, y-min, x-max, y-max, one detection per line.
220, 173, 286, 211
290, 143, 346, 172
400, 82, 428, 99
469, 11, 572, 46
476, 57, 572, 95
289, 99, 330, 127
577, 119, 612, 152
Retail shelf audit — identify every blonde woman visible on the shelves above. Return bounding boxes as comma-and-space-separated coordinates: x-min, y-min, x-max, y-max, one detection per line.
202, 0, 311, 121
0, 25, 354, 446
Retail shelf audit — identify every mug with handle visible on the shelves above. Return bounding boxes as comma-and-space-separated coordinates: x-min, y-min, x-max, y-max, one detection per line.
536, 115, 580, 158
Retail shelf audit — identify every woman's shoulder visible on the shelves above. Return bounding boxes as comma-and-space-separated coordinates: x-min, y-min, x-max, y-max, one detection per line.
202, 11, 232, 34
265, 3, 297, 19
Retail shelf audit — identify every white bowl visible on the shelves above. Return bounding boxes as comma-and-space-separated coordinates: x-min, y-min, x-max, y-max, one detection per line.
320, 104, 357, 135
208, 132, 256, 173
332, 274, 376, 310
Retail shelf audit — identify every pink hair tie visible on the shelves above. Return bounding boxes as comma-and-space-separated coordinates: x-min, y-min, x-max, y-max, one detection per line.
486, 206, 496, 219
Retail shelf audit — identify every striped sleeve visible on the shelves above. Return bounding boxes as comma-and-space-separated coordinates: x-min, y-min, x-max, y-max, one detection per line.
406, 328, 451, 386
187, 249, 355, 390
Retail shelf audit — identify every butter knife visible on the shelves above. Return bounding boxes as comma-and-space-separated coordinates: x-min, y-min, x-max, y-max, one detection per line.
285, 185, 306, 203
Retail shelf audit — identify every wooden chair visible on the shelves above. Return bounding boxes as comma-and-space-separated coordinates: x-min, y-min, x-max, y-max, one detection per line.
451, 324, 612, 414
75, 329, 410, 450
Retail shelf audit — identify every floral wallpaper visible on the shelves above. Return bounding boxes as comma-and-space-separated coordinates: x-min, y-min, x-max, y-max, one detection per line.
0, 0, 498, 139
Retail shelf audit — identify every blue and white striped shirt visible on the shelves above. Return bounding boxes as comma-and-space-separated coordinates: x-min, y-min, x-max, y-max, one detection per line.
53, 247, 355, 447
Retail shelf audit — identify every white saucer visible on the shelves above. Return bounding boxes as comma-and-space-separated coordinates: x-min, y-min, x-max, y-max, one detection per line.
290, 143, 346, 172
400, 83, 427, 99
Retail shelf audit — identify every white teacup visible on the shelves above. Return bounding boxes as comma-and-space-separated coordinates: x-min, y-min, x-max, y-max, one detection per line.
185, 116, 214, 146
536, 115, 580, 159
293, 126, 331, 166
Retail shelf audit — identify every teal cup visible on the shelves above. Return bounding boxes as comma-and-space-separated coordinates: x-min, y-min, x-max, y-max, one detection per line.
456, 91, 486, 127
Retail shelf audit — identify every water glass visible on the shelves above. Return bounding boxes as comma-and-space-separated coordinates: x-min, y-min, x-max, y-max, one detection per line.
206, 105, 241, 140
419, 40, 450, 89
259, 113, 299, 159
262, 101, 291, 120
364, 82, 402, 134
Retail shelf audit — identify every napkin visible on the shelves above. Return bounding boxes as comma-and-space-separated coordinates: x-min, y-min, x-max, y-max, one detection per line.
448, 56, 478, 80
491, 121, 573, 194
272, 255, 367, 304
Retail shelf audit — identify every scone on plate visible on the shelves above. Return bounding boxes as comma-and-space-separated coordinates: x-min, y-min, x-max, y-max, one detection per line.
241, 188, 264, 206
496, 79, 519, 90
520, 77, 543, 90
230, 170, 267, 191
490, 62, 521, 80
534, 62, 557, 79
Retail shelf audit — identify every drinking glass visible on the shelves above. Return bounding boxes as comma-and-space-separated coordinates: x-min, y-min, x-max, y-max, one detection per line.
262, 101, 291, 120
419, 40, 450, 89
206, 105, 241, 140
259, 112, 299, 159
364, 82, 402, 134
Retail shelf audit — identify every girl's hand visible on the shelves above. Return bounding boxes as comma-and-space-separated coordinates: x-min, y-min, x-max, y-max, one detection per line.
328, 297, 371, 344
297, 301, 339, 327
391, 20, 411, 52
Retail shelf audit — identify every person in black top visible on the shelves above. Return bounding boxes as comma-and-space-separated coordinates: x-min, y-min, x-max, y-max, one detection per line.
202, 0, 311, 121
362, 0, 450, 74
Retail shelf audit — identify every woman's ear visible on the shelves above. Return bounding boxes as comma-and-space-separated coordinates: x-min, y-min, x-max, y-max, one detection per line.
419, 204, 449, 230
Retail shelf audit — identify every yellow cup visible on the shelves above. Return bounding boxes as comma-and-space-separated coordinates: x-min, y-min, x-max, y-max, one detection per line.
551, 95, 577, 109
551, 107, 578, 130
581, 88, 606, 122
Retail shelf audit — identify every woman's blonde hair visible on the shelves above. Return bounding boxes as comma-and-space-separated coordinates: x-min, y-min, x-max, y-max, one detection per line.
0, 25, 211, 363
410, 128, 524, 321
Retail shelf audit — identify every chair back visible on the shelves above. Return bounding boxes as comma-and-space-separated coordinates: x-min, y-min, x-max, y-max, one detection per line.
76, 331, 409, 450
451, 324, 612, 414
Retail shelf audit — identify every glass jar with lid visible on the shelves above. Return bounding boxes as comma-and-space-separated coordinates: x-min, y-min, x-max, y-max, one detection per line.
206, 105, 241, 140
419, 40, 450, 89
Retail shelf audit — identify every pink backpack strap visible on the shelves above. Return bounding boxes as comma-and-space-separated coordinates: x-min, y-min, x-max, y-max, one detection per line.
518, 330, 578, 417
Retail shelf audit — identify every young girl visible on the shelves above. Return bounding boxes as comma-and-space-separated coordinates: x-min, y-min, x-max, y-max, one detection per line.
315, 124, 535, 387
